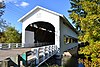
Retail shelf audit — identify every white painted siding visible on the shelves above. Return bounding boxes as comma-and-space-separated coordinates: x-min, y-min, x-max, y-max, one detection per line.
22, 9, 60, 48
60, 18, 78, 54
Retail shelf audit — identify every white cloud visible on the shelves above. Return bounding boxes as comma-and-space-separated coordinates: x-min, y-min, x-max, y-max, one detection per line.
14, 2, 29, 7
20, 2, 29, 7
0, 0, 4, 2
3, 0, 29, 7
3, 0, 19, 3
15, 4, 19, 7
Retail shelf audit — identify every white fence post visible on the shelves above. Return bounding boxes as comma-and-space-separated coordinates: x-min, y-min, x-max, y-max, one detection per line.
8, 44, 11, 48
49, 45, 52, 56
53, 45, 55, 53
45, 46, 49, 58
42, 46, 45, 61
0, 44, 2, 49
35, 48, 39, 65
16, 43, 18, 48
22, 43, 24, 47
52, 45, 54, 54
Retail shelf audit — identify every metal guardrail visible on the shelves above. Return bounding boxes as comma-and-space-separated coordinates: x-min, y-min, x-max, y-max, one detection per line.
0, 43, 23, 49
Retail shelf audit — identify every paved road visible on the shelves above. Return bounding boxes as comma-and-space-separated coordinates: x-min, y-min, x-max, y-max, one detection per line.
0, 48, 32, 61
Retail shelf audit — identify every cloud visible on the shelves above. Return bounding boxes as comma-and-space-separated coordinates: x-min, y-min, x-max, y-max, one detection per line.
0, 0, 4, 2
15, 2, 29, 7
4, 0, 19, 3
20, 2, 29, 7
15, 4, 19, 7
3, 0, 29, 7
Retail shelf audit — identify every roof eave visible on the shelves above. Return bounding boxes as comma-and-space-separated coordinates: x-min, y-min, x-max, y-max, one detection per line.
18, 6, 63, 22
18, 6, 41, 22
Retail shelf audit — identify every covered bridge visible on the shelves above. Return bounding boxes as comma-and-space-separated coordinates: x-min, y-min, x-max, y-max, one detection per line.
18, 6, 78, 57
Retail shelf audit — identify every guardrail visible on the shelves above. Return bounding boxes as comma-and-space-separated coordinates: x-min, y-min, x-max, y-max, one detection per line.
19, 45, 58, 67
0, 43, 54, 49
0, 44, 58, 67
0, 43, 23, 49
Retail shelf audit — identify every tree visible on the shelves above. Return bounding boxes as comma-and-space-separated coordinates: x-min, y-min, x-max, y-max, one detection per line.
69, 0, 100, 42
2, 26, 21, 43
0, 32, 6, 43
0, 0, 7, 32
69, 0, 100, 66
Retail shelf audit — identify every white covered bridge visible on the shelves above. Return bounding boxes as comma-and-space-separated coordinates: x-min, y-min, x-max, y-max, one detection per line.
0, 6, 78, 67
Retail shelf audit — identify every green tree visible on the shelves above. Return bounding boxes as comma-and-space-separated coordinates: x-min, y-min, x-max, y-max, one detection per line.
69, 0, 100, 66
0, 0, 7, 32
0, 32, 6, 43
69, 0, 100, 42
3, 26, 21, 43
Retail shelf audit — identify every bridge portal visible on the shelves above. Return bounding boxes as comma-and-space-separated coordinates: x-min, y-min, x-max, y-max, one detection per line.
25, 21, 55, 47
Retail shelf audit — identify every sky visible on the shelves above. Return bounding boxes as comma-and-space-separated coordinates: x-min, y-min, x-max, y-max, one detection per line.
1, 0, 71, 33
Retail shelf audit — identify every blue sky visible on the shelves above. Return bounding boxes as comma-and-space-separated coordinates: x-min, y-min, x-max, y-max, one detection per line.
2, 0, 71, 32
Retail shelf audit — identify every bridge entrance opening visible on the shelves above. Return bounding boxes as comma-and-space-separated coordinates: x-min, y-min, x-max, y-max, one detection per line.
25, 21, 55, 47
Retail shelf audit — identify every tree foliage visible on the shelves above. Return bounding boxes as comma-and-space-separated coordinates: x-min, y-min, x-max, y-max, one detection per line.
0, 26, 21, 43
0, 1, 7, 32
0, 1, 21, 43
69, 0, 100, 66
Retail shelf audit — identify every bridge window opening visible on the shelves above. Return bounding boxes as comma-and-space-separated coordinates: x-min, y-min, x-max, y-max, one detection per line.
25, 21, 55, 47
64, 35, 78, 44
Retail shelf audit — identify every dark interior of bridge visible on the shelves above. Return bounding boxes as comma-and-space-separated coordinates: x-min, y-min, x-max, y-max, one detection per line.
25, 21, 55, 46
